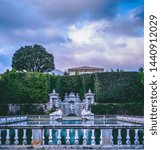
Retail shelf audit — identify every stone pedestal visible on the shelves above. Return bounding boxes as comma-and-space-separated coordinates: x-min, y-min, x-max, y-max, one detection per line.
102, 129, 112, 145
50, 108, 63, 120
32, 129, 41, 146
81, 108, 94, 120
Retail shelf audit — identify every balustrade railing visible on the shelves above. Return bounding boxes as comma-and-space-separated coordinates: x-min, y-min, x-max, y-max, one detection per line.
0, 116, 27, 124
0, 115, 143, 124
0, 125, 144, 147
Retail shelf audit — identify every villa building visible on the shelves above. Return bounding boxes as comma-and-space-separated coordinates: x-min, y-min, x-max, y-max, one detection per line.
68, 66, 104, 75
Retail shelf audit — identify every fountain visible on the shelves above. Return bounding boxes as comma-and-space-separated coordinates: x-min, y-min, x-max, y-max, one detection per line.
49, 89, 95, 120
0, 89, 144, 149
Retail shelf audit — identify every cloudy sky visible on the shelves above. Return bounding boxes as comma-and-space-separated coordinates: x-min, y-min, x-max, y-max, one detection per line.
0, 0, 144, 73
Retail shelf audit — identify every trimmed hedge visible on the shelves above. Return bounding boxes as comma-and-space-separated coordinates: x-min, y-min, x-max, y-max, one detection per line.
95, 72, 143, 103
91, 103, 144, 116
0, 70, 50, 103
51, 74, 95, 100
0, 71, 143, 104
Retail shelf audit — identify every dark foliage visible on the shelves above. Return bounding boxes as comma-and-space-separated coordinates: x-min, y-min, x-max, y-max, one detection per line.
12, 44, 55, 72
91, 103, 144, 116
0, 71, 144, 115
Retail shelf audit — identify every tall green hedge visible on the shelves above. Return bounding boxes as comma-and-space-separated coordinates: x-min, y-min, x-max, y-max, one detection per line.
95, 72, 143, 103
91, 103, 144, 116
0, 70, 50, 103
0, 71, 143, 104
51, 74, 95, 100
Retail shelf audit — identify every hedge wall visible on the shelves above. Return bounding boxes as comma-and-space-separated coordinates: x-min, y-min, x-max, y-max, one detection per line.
0, 71, 143, 104
91, 103, 144, 116
95, 72, 143, 103
0, 70, 51, 103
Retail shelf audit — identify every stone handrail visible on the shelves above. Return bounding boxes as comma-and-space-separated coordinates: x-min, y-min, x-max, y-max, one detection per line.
0, 116, 27, 124
0, 125, 143, 148
94, 115, 144, 124
116, 116, 144, 124
0, 115, 144, 124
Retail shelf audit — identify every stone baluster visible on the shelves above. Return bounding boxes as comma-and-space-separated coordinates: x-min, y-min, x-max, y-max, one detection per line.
48, 129, 53, 145
110, 129, 114, 145
134, 129, 139, 145
0, 129, 1, 145
66, 129, 70, 145
14, 129, 19, 145
83, 129, 87, 145
42, 129, 45, 145
91, 129, 95, 145
22, 129, 27, 145
142, 130, 144, 145
100, 129, 103, 145
117, 129, 122, 145
5, 129, 10, 145
126, 129, 131, 145
31, 129, 34, 144
74, 129, 79, 145
57, 129, 61, 145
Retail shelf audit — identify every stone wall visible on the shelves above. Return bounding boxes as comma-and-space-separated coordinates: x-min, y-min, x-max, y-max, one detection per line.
0, 103, 49, 115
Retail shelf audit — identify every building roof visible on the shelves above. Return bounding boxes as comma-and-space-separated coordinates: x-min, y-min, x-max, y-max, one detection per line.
68, 66, 104, 72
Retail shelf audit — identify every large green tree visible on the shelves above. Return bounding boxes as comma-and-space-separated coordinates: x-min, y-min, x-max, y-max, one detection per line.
12, 44, 55, 72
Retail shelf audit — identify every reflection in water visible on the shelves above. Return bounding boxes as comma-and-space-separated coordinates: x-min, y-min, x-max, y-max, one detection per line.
8, 118, 140, 126
8, 118, 139, 126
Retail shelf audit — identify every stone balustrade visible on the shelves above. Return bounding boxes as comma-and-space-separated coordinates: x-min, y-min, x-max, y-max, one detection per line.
0, 115, 142, 123
0, 125, 144, 148
94, 115, 144, 124
116, 115, 144, 124
0, 116, 27, 125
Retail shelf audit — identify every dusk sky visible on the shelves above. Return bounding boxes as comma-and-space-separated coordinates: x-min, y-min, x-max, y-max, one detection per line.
0, 0, 144, 73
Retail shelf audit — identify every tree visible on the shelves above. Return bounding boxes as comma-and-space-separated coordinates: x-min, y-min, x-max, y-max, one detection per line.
138, 67, 144, 72
63, 71, 69, 76
12, 44, 55, 72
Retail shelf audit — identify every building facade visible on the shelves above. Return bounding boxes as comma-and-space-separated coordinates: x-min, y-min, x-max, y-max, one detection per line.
68, 66, 104, 75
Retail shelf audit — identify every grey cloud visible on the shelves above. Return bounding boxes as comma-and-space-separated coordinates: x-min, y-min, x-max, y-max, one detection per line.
0, 0, 119, 31
30, 0, 118, 22
0, 0, 47, 31
102, 6, 144, 37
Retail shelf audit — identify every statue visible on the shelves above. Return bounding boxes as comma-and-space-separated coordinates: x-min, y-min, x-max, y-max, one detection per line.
50, 108, 63, 120
81, 107, 94, 120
